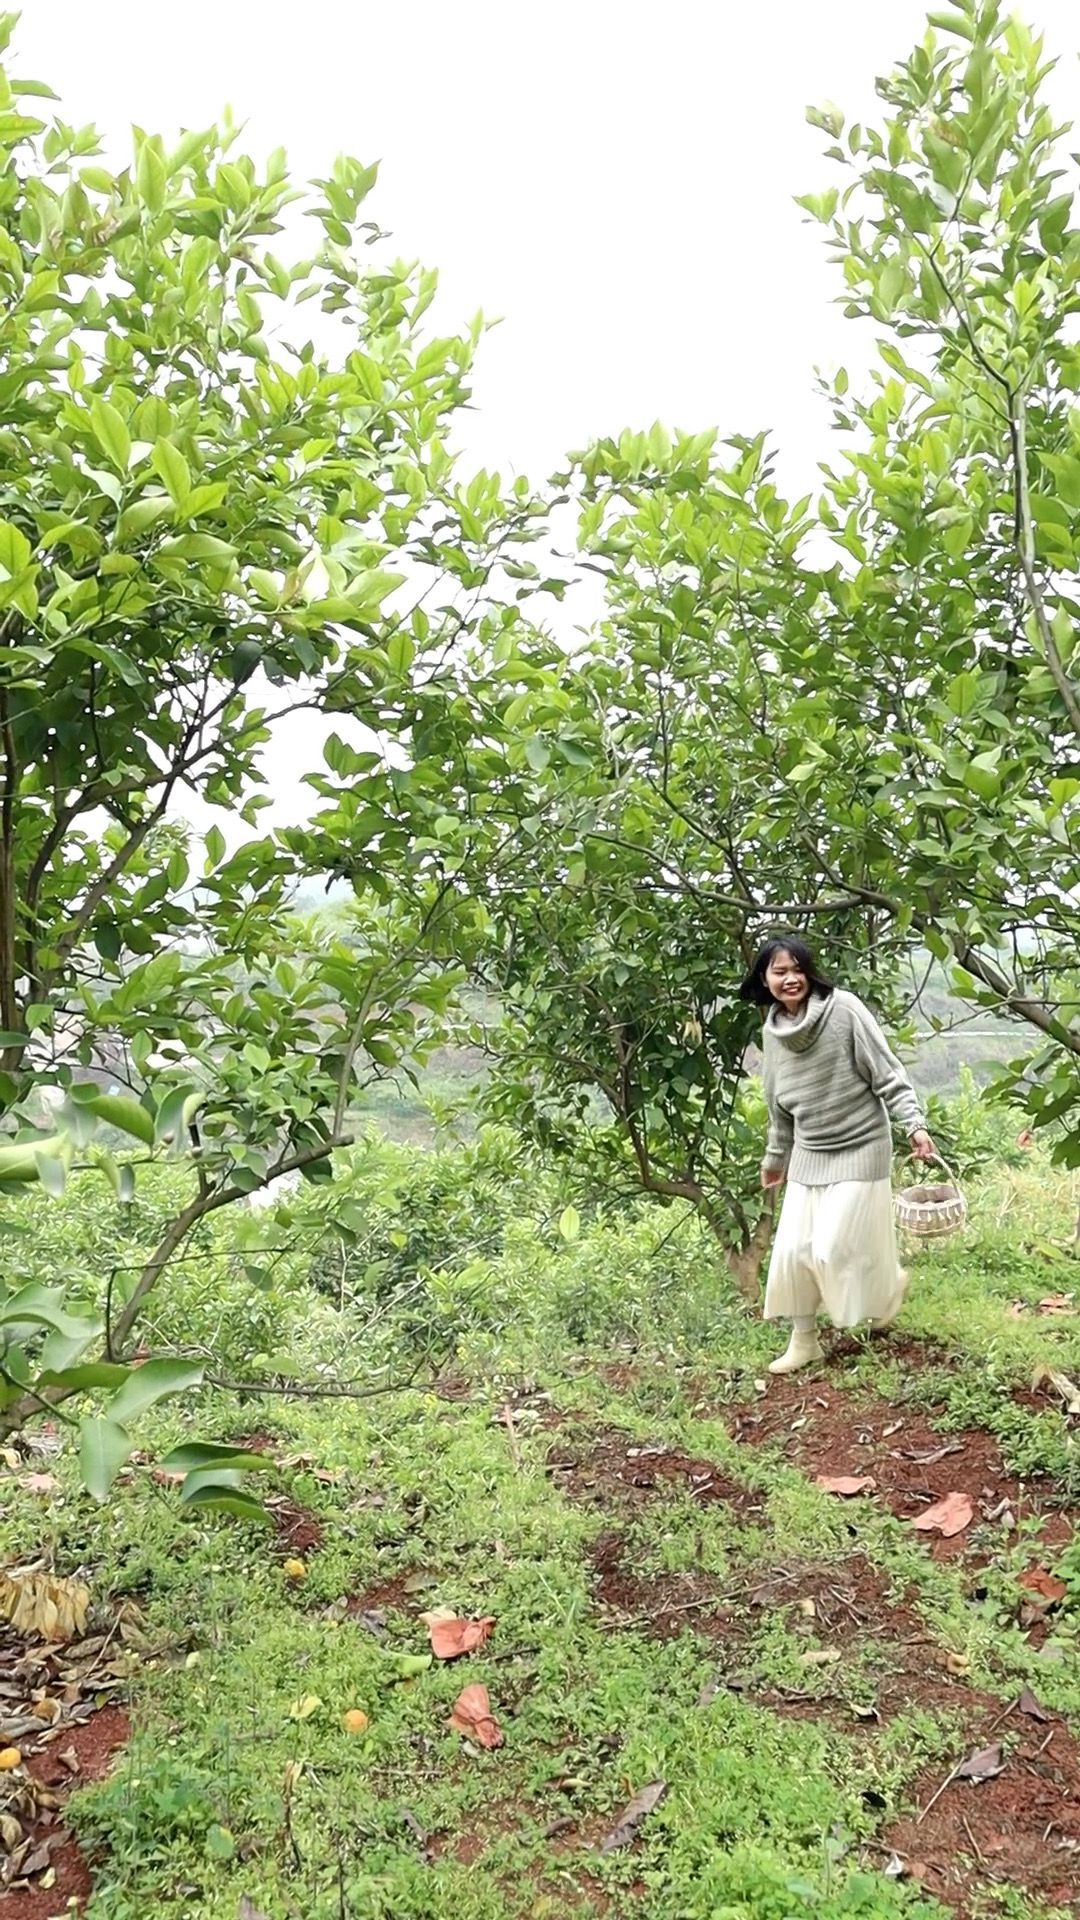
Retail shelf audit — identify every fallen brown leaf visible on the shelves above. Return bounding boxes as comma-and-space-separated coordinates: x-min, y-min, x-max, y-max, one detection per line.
814, 1474, 876, 1497
420, 1609, 496, 1660
1031, 1363, 1080, 1415
910, 1492, 973, 1538
1038, 1295, 1075, 1315
238, 1901, 270, 1920
901, 1442, 964, 1465
956, 1743, 1005, 1783
19, 1475, 58, 1495
447, 1683, 503, 1749
1018, 1685, 1051, 1722
0, 1568, 90, 1642
599, 1778, 667, 1853
1019, 1567, 1067, 1606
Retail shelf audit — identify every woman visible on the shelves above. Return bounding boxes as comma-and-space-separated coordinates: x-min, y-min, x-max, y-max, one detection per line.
739, 935, 936, 1375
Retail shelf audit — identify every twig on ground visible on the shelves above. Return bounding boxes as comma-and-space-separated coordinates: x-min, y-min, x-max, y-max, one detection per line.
500, 1404, 522, 1471
961, 1813, 985, 1866
916, 1758, 963, 1825
606, 1590, 743, 1634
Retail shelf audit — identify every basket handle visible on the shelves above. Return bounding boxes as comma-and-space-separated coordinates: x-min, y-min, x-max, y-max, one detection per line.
897, 1149, 960, 1186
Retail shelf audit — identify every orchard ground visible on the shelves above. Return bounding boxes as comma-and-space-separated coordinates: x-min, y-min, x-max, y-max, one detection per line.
1, 1142, 1079, 1920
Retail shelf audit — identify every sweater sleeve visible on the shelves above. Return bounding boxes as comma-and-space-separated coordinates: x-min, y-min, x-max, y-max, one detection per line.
849, 998, 926, 1138
762, 1042, 795, 1172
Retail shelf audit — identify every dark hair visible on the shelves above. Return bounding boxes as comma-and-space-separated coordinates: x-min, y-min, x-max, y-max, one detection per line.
738, 934, 836, 1009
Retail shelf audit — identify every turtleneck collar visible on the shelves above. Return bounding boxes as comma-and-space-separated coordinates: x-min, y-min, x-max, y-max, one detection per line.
765, 989, 836, 1054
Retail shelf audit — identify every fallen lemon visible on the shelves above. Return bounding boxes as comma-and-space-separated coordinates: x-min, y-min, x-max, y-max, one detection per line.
341, 1709, 369, 1734
282, 1558, 306, 1581
0, 1749, 21, 1771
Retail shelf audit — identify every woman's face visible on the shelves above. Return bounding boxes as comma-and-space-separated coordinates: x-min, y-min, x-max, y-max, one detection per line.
765, 948, 809, 1013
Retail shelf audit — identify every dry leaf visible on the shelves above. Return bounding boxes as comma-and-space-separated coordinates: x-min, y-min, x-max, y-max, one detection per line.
799, 1648, 841, 1668
1031, 1364, 1080, 1415
1038, 1295, 1075, 1315
447, 1683, 503, 1749
902, 1442, 964, 1465
956, 1743, 1004, 1783
945, 1651, 970, 1676
238, 1901, 270, 1920
599, 1778, 667, 1853
0, 1568, 90, 1642
911, 1493, 973, 1538
19, 1475, 58, 1495
814, 1474, 876, 1497
287, 1694, 322, 1722
420, 1610, 495, 1659
1018, 1685, 1051, 1722
1019, 1567, 1067, 1606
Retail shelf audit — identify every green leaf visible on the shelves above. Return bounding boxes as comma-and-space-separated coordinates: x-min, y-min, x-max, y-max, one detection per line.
386, 630, 415, 676
0, 1284, 98, 1340
160, 1441, 274, 1474
79, 1415, 132, 1502
0, 518, 31, 577
86, 1092, 155, 1147
204, 824, 226, 867
927, 8, 975, 38
154, 1080, 200, 1145
89, 397, 131, 473
36, 1362, 131, 1393
157, 533, 237, 564
34, 1150, 66, 1198
117, 494, 172, 541
136, 140, 167, 213
151, 437, 191, 506
178, 1474, 272, 1523
945, 670, 981, 718
558, 1205, 580, 1242
107, 1357, 205, 1427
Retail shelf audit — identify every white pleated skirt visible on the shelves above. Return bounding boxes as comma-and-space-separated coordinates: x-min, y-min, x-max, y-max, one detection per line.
763, 1178, 905, 1329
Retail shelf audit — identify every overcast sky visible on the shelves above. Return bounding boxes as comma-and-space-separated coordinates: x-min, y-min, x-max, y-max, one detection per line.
16, 1, 1080, 835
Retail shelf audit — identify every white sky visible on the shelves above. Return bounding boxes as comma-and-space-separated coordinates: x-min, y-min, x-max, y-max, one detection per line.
16, 1, 1080, 836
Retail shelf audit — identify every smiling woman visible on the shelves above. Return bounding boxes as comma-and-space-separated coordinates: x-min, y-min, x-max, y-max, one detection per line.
739, 936, 936, 1374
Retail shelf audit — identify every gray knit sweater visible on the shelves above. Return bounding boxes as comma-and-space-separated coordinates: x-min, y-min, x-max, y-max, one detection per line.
761, 989, 926, 1186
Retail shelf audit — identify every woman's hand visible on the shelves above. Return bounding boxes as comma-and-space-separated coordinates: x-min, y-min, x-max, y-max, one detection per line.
761, 1164, 786, 1190
909, 1130, 937, 1162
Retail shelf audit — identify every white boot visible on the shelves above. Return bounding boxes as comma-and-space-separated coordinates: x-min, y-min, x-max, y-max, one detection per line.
769, 1327, 824, 1375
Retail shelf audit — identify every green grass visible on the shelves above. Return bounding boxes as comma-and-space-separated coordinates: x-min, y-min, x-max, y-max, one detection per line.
2, 1153, 1080, 1919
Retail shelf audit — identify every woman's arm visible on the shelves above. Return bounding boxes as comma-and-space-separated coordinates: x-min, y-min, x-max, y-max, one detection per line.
762, 1052, 794, 1182
850, 999, 926, 1138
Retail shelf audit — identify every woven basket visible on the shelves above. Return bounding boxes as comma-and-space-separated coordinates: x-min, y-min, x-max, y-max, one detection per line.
894, 1154, 967, 1241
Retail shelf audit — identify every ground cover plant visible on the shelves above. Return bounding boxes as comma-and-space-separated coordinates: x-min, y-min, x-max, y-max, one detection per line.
1, 1136, 1079, 1920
